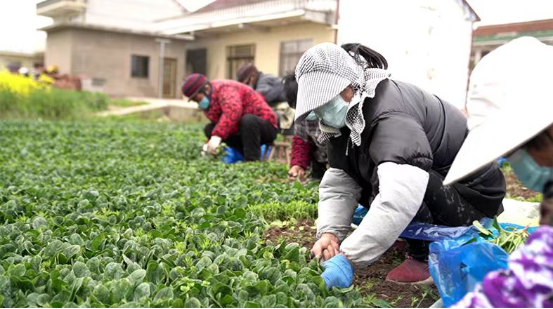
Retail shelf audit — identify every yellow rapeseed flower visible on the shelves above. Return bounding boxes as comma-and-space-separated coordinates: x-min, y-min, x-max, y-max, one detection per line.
0, 69, 50, 97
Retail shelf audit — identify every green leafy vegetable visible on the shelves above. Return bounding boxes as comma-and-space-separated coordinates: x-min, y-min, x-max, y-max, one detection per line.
0, 121, 363, 307
471, 217, 530, 253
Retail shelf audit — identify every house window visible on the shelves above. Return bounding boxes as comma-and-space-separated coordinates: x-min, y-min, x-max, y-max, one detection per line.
279, 39, 313, 76
226, 44, 255, 79
131, 55, 149, 78
186, 48, 207, 76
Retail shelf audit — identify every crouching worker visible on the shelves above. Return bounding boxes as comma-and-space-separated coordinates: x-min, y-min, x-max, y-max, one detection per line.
445, 37, 553, 308
236, 63, 286, 106
293, 43, 507, 287
237, 63, 295, 133
283, 73, 328, 182
182, 73, 278, 161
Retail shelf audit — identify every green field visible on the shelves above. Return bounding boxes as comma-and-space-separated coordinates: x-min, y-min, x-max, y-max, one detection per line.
0, 121, 362, 308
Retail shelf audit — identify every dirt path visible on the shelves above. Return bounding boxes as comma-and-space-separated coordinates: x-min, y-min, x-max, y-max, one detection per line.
503, 167, 541, 200
97, 97, 198, 116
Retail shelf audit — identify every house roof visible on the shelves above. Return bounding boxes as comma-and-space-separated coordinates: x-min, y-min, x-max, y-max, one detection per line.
460, 0, 480, 22
157, 0, 336, 36
473, 19, 553, 45
159, 0, 477, 36
41, 23, 193, 40
184, 0, 266, 14
181, 0, 480, 21
188, 0, 480, 19
474, 19, 553, 37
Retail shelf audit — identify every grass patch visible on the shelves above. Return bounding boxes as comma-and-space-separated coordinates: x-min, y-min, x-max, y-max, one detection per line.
0, 88, 108, 120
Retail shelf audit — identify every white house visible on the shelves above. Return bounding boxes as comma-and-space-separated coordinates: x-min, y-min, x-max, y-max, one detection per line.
337, 0, 479, 110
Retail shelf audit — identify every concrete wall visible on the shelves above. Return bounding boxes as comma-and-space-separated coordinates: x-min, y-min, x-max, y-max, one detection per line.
338, 0, 474, 110
184, 22, 335, 79
46, 27, 186, 98
43, 20, 334, 97
45, 29, 73, 73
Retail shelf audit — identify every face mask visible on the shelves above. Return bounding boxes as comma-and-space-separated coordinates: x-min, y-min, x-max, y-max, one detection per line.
305, 111, 318, 121
314, 94, 348, 128
198, 96, 210, 110
508, 148, 552, 192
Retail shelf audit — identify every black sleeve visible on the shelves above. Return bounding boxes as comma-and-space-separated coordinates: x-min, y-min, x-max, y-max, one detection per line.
368, 112, 433, 171
326, 134, 350, 170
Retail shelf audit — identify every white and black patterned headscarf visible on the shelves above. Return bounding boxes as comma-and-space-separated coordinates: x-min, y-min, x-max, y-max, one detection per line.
295, 43, 390, 148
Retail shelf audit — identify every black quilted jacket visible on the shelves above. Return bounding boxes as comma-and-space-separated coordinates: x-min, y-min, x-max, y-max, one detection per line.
328, 79, 506, 217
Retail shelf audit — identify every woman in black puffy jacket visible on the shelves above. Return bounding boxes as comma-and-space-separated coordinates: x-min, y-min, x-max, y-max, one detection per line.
293, 42, 506, 288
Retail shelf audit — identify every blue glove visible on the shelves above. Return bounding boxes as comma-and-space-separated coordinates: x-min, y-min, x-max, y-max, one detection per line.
321, 254, 354, 289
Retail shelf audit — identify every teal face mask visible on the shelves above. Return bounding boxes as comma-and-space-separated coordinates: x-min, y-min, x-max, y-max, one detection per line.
198, 97, 210, 110
509, 148, 552, 192
314, 94, 348, 128
305, 111, 318, 121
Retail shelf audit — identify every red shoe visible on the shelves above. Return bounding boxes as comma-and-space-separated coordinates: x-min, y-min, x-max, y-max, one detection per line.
385, 256, 433, 284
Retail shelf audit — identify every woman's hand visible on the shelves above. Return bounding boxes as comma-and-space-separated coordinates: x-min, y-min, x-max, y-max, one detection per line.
288, 165, 306, 182
311, 233, 340, 262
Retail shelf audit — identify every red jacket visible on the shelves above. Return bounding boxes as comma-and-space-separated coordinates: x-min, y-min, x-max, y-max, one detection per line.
291, 136, 312, 169
204, 80, 278, 140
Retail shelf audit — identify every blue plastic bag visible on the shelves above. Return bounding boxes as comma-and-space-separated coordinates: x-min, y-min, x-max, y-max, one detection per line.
354, 205, 484, 242
260, 145, 272, 160
354, 205, 476, 241
429, 240, 509, 307
354, 209, 537, 243
353, 208, 538, 306
428, 220, 538, 307
221, 145, 272, 164
221, 147, 244, 164
400, 222, 474, 242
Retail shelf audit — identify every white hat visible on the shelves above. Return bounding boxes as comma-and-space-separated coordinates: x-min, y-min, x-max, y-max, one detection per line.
444, 37, 553, 185
294, 43, 363, 121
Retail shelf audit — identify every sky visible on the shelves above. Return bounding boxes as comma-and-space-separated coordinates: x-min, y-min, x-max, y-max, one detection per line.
1, 0, 553, 54
0, 0, 52, 53
469, 0, 553, 25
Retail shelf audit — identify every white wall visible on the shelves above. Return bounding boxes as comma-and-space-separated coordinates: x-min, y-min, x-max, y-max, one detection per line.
85, 0, 183, 31
337, 0, 474, 110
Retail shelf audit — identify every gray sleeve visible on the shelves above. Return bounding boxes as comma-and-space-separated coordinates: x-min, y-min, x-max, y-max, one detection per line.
317, 168, 362, 242
257, 75, 284, 103
340, 162, 429, 268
